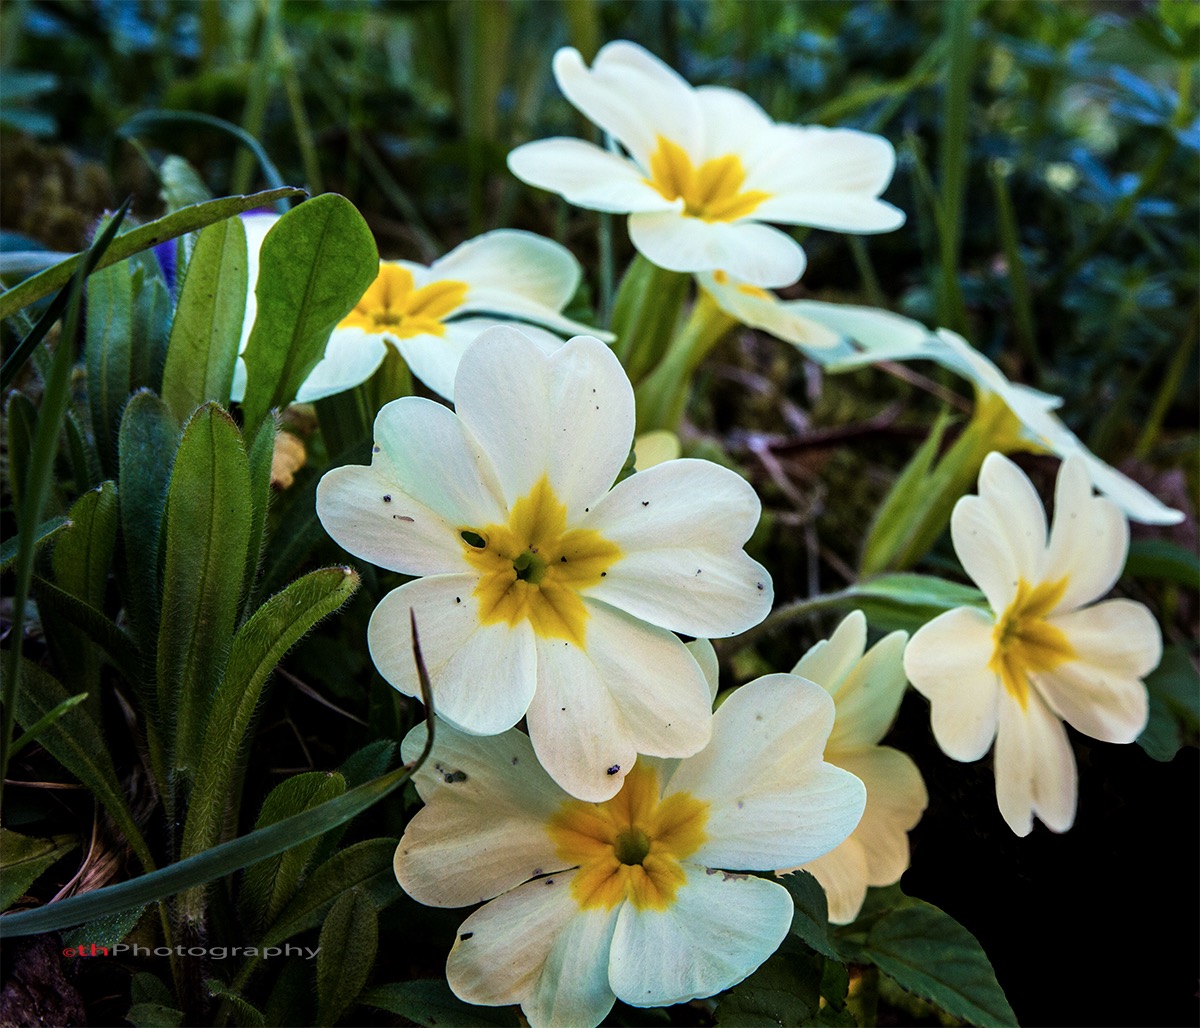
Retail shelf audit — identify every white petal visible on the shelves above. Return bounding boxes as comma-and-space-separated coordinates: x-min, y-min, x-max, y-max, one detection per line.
526, 603, 712, 801
1072, 446, 1184, 526
903, 607, 1001, 762
445, 872, 582, 1008
686, 638, 720, 704
294, 325, 389, 402
834, 747, 926, 887
508, 138, 676, 214
994, 689, 1077, 836
435, 229, 580, 310
791, 610, 867, 695
1043, 454, 1129, 613
789, 300, 936, 359
524, 906, 620, 1028
794, 840, 869, 925
748, 127, 903, 232
628, 211, 806, 288
237, 212, 281, 355
976, 452, 1048, 588
368, 576, 538, 736
608, 869, 792, 1007
553, 41, 701, 166
582, 458, 772, 637
667, 675, 865, 869
825, 630, 910, 752
395, 722, 569, 907
316, 468, 464, 577
694, 86, 776, 163
1033, 599, 1158, 743
454, 329, 635, 519
699, 273, 839, 349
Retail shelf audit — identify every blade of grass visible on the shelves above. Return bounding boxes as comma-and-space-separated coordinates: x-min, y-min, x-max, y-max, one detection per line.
936, 0, 972, 333
989, 161, 1041, 380
0, 188, 303, 320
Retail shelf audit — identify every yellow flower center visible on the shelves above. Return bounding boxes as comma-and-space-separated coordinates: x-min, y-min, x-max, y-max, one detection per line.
459, 476, 622, 647
647, 137, 770, 223
339, 264, 468, 338
989, 577, 1076, 707
547, 763, 709, 911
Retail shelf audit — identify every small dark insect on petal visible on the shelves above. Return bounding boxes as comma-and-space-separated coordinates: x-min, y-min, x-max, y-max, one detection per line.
642, 501, 649, 506
606, 764, 621, 776
393, 515, 414, 522
459, 932, 473, 941
383, 495, 392, 502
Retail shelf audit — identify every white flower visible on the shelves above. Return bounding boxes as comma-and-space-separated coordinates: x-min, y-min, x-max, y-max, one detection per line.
697, 269, 933, 356
779, 611, 927, 924
316, 327, 772, 800
394, 674, 865, 1028
230, 224, 609, 402
508, 41, 903, 288
903, 452, 1162, 836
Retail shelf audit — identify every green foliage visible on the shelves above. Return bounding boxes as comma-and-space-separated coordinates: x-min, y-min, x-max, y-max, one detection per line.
0, 515, 69, 572
0, 829, 77, 911
1138, 645, 1200, 761
238, 193, 378, 433
161, 216, 249, 423
361, 980, 522, 1027
316, 887, 379, 1024
52, 482, 119, 609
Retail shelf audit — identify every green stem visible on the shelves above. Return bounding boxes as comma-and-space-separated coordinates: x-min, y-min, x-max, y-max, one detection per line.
231, 0, 280, 195
634, 290, 737, 434
1135, 300, 1198, 458
610, 255, 690, 384
718, 591, 854, 656
936, 0, 972, 333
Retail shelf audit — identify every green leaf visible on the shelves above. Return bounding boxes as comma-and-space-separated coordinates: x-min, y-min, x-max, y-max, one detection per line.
13, 659, 152, 871
834, 885, 1016, 1027
61, 904, 148, 949
205, 980, 265, 1028
159, 156, 213, 214
240, 773, 347, 930
1125, 539, 1200, 588
4, 391, 37, 511
361, 980, 521, 1027
316, 888, 378, 1025
715, 938, 824, 1027
861, 411, 951, 577
0, 829, 77, 911
9, 691, 88, 759
238, 194, 378, 433
84, 256, 134, 475
31, 576, 142, 674
777, 870, 839, 960
126, 1003, 184, 1028
240, 414, 277, 615
182, 567, 360, 866
1138, 645, 1199, 761
340, 740, 397, 789
128, 252, 173, 394
158, 403, 252, 780
843, 573, 987, 633
0, 188, 305, 320
52, 482, 119, 609
261, 837, 401, 948
0, 515, 69, 573
162, 217, 249, 423
117, 390, 179, 648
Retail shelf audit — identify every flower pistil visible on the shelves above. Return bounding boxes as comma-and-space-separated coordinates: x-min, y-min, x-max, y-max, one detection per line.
340, 264, 468, 338
988, 577, 1076, 707
647, 137, 770, 222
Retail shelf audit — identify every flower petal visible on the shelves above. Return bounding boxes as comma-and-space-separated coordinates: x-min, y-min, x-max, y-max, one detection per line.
686, 638, 720, 704
834, 746, 926, 887
294, 325, 389, 402
694, 85, 776, 163
508, 138, 676, 214
526, 603, 712, 801
552, 41, 701, 167
583, 458, 772, 637
445, 872, 584, 1008
791, 610, 866, 696
667, 675, 865, 869
628, 211, 806, 288
748, 127, 903, 231
454, 329, 635, 519
1034, 599, 1158, 743
524, 905, 621, 1028
794, 840, 869, 926
608, 869, 792, 1007
395, 722, 570, 907
368, 576, 538, 736
825, 629, 910, 752
994, 689, 1077, 836
699, 273, 839, 349
237, 212, 281, 355
903, 606, 1001, 762
1043, 454, 1129, 613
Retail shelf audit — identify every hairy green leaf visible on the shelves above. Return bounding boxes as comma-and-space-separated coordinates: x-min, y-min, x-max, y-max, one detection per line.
777, 870, 839, 960
84, 258, 133, 474
0, 515, 69, 573
161, 217, 248, 423
158, 403, 252, 781
316, 888, 378, 1025
361, 980, 521, 1027
238, 193, 378, 433
52, 482, 119, 609
0, 829, 78, 911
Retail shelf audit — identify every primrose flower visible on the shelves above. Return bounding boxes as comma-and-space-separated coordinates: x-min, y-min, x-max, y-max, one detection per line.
697, 269, 934, 356
903, 452, 1161, 836
394, 675, 866, 1028
777, 611, 927, 924
508, 41, 903, 288
316, 327, 772, 800
232, 225, 609, 403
